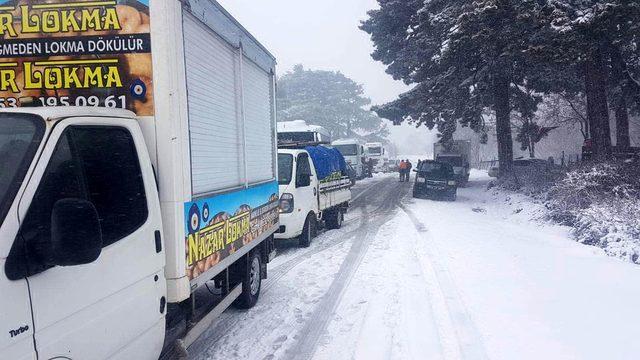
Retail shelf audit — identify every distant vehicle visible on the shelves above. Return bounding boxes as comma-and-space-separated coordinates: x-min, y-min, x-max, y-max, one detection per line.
490, 158, 554, 178
413, 160, 458, 201
278, 120, 332, 145
276, 145, 352, 247
346, 163, 358, 186
332, 138, 366, 179
365, 142, 389, 173
434, 140, 471, 186
388, 159, 401, 172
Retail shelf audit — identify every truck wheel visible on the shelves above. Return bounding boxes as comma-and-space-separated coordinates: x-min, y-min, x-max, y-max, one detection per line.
233, 251, 262, 309
326, 209, 343, 230
412, 189, 420, 198
299, 214, 316, 247
448, 192, 457, 202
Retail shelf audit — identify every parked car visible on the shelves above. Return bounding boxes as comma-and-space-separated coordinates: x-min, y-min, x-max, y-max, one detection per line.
488, 158, 555, 178
413, 160, 458, 201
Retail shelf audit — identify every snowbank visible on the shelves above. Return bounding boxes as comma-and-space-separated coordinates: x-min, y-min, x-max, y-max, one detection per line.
545, 161, 640, 263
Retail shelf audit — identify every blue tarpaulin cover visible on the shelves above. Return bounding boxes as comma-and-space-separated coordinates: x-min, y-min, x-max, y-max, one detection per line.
305, 146, 347, 181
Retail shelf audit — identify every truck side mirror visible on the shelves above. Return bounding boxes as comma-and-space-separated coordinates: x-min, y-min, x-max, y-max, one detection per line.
51, 198, 103, 266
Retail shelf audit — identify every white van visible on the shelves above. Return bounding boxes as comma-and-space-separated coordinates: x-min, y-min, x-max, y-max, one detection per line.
0, 1, 278, 358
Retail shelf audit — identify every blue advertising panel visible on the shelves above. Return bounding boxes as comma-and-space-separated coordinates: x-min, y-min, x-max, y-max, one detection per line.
184, 181, 280, 280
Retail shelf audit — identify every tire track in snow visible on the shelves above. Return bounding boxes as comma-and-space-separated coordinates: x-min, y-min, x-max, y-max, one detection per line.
185, 177, 396, 357
399, 203, 488, 360
267, 179, 398, 285
287, 178, 407, 359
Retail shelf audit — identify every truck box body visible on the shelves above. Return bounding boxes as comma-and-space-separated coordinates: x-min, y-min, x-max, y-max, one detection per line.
434, 140, 472, 184
0, 0, 279, 303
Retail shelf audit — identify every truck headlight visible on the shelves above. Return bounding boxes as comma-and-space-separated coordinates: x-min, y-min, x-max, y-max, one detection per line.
448, 180, 457, 186
416, 177, 426, 183
279, 193, 294, 213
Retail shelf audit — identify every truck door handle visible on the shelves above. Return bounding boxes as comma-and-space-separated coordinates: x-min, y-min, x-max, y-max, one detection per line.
155, 231, 162, 253
314, 188, 317, 196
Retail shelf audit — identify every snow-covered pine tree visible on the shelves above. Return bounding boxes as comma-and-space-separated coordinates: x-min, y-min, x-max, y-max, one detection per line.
361, 0, 545, 177
276, 65, 389, 143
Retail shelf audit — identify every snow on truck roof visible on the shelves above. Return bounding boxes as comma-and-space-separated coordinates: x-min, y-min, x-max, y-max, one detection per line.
278, 120, 330, 134
0, 107, 136, 122
332, 138, 360, 145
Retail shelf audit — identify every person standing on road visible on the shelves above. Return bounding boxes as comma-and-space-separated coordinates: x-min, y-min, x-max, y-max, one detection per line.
405, 159, 413, 182
398, 160, 407, 182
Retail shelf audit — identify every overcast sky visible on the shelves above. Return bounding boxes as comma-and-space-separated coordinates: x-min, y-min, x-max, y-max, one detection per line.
216, 0, 436, 155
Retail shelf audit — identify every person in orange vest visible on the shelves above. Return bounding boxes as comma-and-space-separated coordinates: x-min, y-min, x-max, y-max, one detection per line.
399, 160, 407, 182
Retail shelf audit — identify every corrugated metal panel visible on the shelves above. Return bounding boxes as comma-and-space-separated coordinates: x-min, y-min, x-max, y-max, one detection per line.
183, 13, 243, 195
242, 57, 274, 184
185, 0, 276, 74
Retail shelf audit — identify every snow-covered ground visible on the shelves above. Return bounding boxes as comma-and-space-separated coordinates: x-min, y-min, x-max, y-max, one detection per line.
189, 170, 640, 360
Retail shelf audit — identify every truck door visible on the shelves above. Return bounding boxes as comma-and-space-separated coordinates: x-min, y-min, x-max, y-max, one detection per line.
0, 114, 42, 360
295, 153, 318, 214
5, 118, 166, 359
0, 267, 35, 360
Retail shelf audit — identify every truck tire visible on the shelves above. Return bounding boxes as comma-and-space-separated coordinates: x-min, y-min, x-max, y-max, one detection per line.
448, 191, 457, 202
233, 251, 262, 309
299, 214, 316, 247
325, 209, 343, 230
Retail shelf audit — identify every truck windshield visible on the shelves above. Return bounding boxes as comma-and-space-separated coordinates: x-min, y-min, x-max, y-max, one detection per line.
278, 153, 294, 185
437, 155, 463, 167
334, 144, 358, 156
0, 114, 44, 226
278, 132, 315, 144
368, 147, 382, 155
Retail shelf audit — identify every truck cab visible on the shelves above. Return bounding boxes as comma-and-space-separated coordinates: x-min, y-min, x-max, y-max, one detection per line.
332, 138, 366, 179
434, 140, 471, 186
277, 120, 332, 145
276, 148, 351, 247
364, 142, 388, 173
1, 108, 167, 360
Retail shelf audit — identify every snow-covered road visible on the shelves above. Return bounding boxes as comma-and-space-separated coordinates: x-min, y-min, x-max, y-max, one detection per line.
188, 171, 640, 360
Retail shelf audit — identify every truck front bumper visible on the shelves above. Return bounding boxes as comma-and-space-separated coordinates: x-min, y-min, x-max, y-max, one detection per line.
274, 211, 305, 240
413, 182, 456, 196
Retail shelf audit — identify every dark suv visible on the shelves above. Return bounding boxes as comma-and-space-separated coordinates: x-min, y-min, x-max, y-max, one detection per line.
413, 160, 458, 201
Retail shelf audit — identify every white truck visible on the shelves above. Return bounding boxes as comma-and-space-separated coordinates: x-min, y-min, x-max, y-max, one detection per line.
365, 142, 389, 173
0, 1, 279, 359
277, 120, 332, 145
434, 140, 472, 186
332, 138, 367, 179
276, 146, 352, 247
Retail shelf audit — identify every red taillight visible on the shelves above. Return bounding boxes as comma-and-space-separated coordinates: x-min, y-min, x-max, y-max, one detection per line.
583, 139, 593, 148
